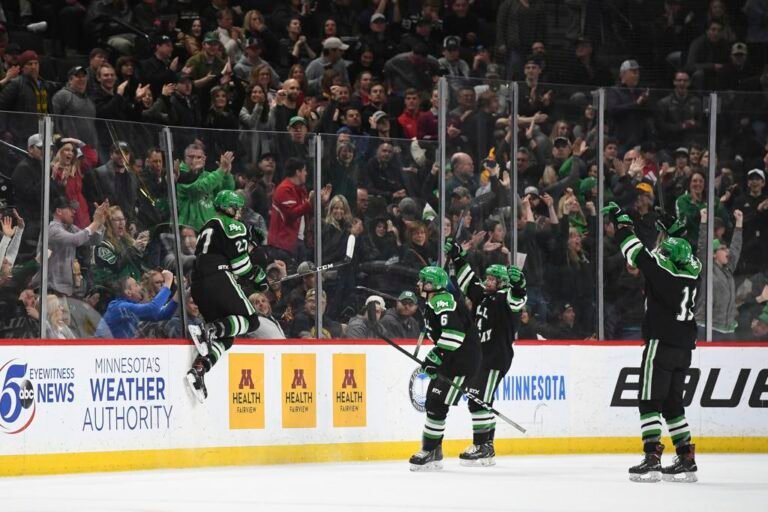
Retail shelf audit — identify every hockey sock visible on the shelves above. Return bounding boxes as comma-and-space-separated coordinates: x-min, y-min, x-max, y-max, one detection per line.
640, 412, 662, 443
210, 315, 255, 338
471, 410, 495, 445
203, 337, 234, 371
422, 414, 446, 451
665, 415, 691, 449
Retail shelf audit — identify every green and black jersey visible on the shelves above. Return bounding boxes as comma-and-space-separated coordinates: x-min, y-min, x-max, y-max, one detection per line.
193, 213, 265, 286
453, 255, 526, 370
424, 290, 481, 377
617, 227, 702, 349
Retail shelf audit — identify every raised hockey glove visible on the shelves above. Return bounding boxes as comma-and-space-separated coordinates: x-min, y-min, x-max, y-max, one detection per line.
251, 265, 269, 292
654, 208, 687, 237
421, 348, 443, 380
507, 265, 525, 288
443, 237, 465, 260
601, 201, 633, 229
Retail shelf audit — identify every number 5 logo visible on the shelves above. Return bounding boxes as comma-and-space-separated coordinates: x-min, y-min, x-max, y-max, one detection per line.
0, 360, 36, 434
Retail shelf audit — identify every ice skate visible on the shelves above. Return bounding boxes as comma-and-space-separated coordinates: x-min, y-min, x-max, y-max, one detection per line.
459, 442, 496, 467
188, 324, 214, 357
629, 443, 664, 482
662, 444, 698, 483
185, 364, 208, 403
409, 446, 444, 471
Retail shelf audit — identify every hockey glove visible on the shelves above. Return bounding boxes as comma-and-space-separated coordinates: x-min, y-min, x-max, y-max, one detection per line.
251, 265, 269, 293
601, 201, 633, 229
654, 208, 687, 237
508, 265, 525, 288
443, 237, 465, 260
421, 348, 443, 380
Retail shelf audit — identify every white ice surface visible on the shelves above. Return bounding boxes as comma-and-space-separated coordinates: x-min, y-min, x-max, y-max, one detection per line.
2, 454, 767, 512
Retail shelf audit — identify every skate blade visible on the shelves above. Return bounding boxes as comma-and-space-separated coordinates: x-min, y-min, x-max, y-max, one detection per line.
185, 373, 206, 404
662, 472, 698, 483
188, 325, 208, 357
629, 471, 661, 483
409, 460, 444, 472
460, 457, 496, 467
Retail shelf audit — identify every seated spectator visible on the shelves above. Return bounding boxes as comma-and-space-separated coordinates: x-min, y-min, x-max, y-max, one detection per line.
290, 288, 344, 339
0, 50, 55, 136
749, 304, 768, 341
95, 270, 179, 339
368, 216, 401, 260
548, 303, 587, 339
247, 292, 286, 339
561, 37, 612, 87
360, 142, 408, 203
346, 295, 386, 339
400, 221, 437, 271
0, 210, 24, 276
236, 37, 280, 87
11, 134, 45, 256
94, 206, 148, 288
164, 292, 203, 339
0, 289, 41, 339
185, 32, 226, 92
687, 19, 730, 91
379, 290, 421, 339
44, 294, 77, 339
264, 261, 289, 320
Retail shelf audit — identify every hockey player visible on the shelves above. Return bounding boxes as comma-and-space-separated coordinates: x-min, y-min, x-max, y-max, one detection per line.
409, 266, 481, 471
185, 190, 268, 402
444, 238, 526, 466
603, 202, 701, 483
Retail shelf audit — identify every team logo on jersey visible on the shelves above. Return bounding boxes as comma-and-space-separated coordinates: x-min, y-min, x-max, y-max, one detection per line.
408, 367, 429, 413
228, 223, 246, 234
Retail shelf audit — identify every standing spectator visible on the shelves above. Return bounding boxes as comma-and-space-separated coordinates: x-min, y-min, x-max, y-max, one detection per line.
496, 0, 548, 80
654, 71, 703, 150
675, 170, 730, 247
180, 18, 205, 59
398, 88, 421, 140
0, 50, 56, 137
278, 16, 316, 73
92, 142, 138, 225
606, 60, 652, 153
94, 205, 147, 289
733, 169, 768, 276
306, 37, 350, 90
239, 83, 274, 165
324, 141, 359, 211
203, 86, 239, 155
51, 66, 98, 149
383, 44, 440, 96
443, 0, 482, 49
39, 197, 108, 297
176, 144, 236, 231
92, 64, 132, 121
446, 152, 478, 197
145, 73, 201, 130
85, 48, 109, 97
379, 290, 421, 338
235, 37, 280, 87
51, 138, 97, 229
140, 34, 180, 100
687, 19, 730, 91
185, 32, 226, 93
561, 37, 612, 87
215, 8, 245, 63
135, 148, 169, 230
360, 142, 407, 203
268, 157, 330, 260
438, 36, 470, 81
11, 134, 45, 255
359, 13, 399, 69
269, 78, 302, 132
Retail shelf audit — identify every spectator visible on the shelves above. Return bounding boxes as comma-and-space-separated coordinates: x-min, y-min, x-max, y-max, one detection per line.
176, 144, 236, 231
549, 303, 586, 339
324, 141, 359, 211
239, 83, 274, 164
92, 142, 138, 225
289, 288, 344, 338
203, 86, 239, 154
215, 7, 245, 63
0, 210, 24, 276
92, 64, 132, 121
270, 79, 302, 132
84, 48, 109, 97
51, 137, 97, 229
439, 35, 470, 81
346, 294, 386, 339
11, 134, 45, 255
135, 148, 170, 230
446, 152, 478, 196
185, 32, 226, 93
606, 60, 652, 153
675, 170, 730, 247
697, 209, 744, 340
384, 44, 440, 96
51, 66, 98, 148
235, 37, 280, 87
443, 0, 482, 49
720, 42, 760, 91
398, 88, 421, 140
360, 141, 407, 203
180, 17, 205, 59
247, 292, 286, 339
379, 290, 421, 338
654, 71, 704, 150
359, 13, 399, 69
145, 73, 201, 129
264, 261, 289, 321
140, 34, 180, 100
687, 19, 730, 91
268, 157, 329, 260
94, 205, 148, 289
0, 50, 55, 136
306, 37, 350, 90
44, 294, 77, 339
94, 269, 179, 339
400, 221, 436, 271
561, 37, 612, 87
496, 0, 548, 80
278, 16, 316, 72
368, 216, 401, 260
629, 183, 660, 249
38, 197, 108, 297
734, 169, 768, 276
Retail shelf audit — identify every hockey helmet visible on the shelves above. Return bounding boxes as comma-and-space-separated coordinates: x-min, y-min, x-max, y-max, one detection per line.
418, 266, 448, 291
213, 189, 244, 211
485, 264, 510, 287
660, 237, 693, 265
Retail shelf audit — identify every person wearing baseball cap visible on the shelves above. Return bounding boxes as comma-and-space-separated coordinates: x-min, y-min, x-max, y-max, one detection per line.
184, 32, 226, 83
305, 37, 350, 88
379, 290, 422, 339
0, 48, 56, 133
51, 64, 98, 147
234, 36, 279, 87
140, 33, 179, 98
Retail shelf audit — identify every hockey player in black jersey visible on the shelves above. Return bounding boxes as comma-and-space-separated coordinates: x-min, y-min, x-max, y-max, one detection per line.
603, 202, 701, 483
185, 190, 268, 403
445, 238, 527, 466
409, 266, 482, 471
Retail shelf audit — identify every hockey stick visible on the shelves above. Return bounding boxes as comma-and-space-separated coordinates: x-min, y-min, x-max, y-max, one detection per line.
271, 236, 355, 285
376, 331, 527, 433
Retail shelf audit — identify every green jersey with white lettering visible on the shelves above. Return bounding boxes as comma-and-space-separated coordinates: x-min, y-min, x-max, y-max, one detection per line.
193, 213, 264, 285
